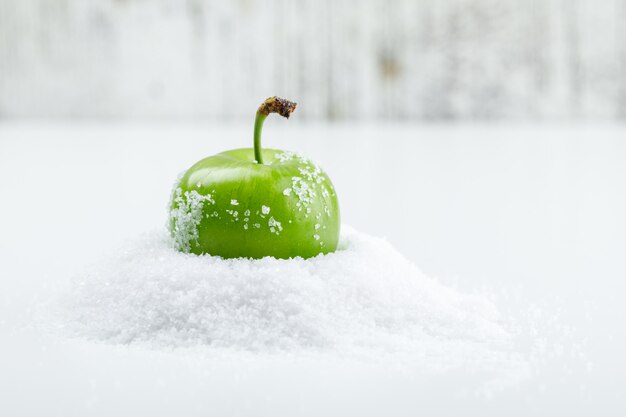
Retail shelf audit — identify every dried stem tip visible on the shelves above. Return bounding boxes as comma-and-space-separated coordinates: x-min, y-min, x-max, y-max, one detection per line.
257, 96, 297, 118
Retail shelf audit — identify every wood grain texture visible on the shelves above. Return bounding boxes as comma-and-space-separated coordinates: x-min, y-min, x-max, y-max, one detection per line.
0, 0, 624, 120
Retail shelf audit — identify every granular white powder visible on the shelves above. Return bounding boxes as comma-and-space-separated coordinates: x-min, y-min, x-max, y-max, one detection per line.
58, 226, 526, 372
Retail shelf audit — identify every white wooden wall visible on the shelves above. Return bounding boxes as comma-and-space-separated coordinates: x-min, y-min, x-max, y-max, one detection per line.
1, 0, 625, 120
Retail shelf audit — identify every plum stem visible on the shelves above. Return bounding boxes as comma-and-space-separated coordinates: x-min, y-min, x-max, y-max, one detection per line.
254, 97, 297, 164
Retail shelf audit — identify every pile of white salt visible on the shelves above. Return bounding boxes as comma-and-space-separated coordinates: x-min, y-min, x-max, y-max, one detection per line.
57, 226, 526, 373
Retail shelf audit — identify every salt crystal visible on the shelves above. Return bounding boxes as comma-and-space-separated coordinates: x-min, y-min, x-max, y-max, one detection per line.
268, 217, 282, 235
169, 188, 215, 253
58, 225, 519, 371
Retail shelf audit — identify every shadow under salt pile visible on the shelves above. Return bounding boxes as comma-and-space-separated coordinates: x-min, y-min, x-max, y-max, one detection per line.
58, 226, 528, 375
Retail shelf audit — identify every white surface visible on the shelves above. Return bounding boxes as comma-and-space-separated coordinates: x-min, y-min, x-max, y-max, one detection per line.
1, 122, 625, 416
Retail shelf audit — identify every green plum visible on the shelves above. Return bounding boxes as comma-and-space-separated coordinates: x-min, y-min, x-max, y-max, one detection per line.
169, 97, 340, 259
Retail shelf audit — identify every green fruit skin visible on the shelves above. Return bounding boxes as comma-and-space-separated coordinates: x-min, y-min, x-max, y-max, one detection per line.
169, 148, 340, 259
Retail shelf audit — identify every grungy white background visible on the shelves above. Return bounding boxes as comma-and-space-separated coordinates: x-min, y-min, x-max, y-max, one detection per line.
1, 0, 626, 120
